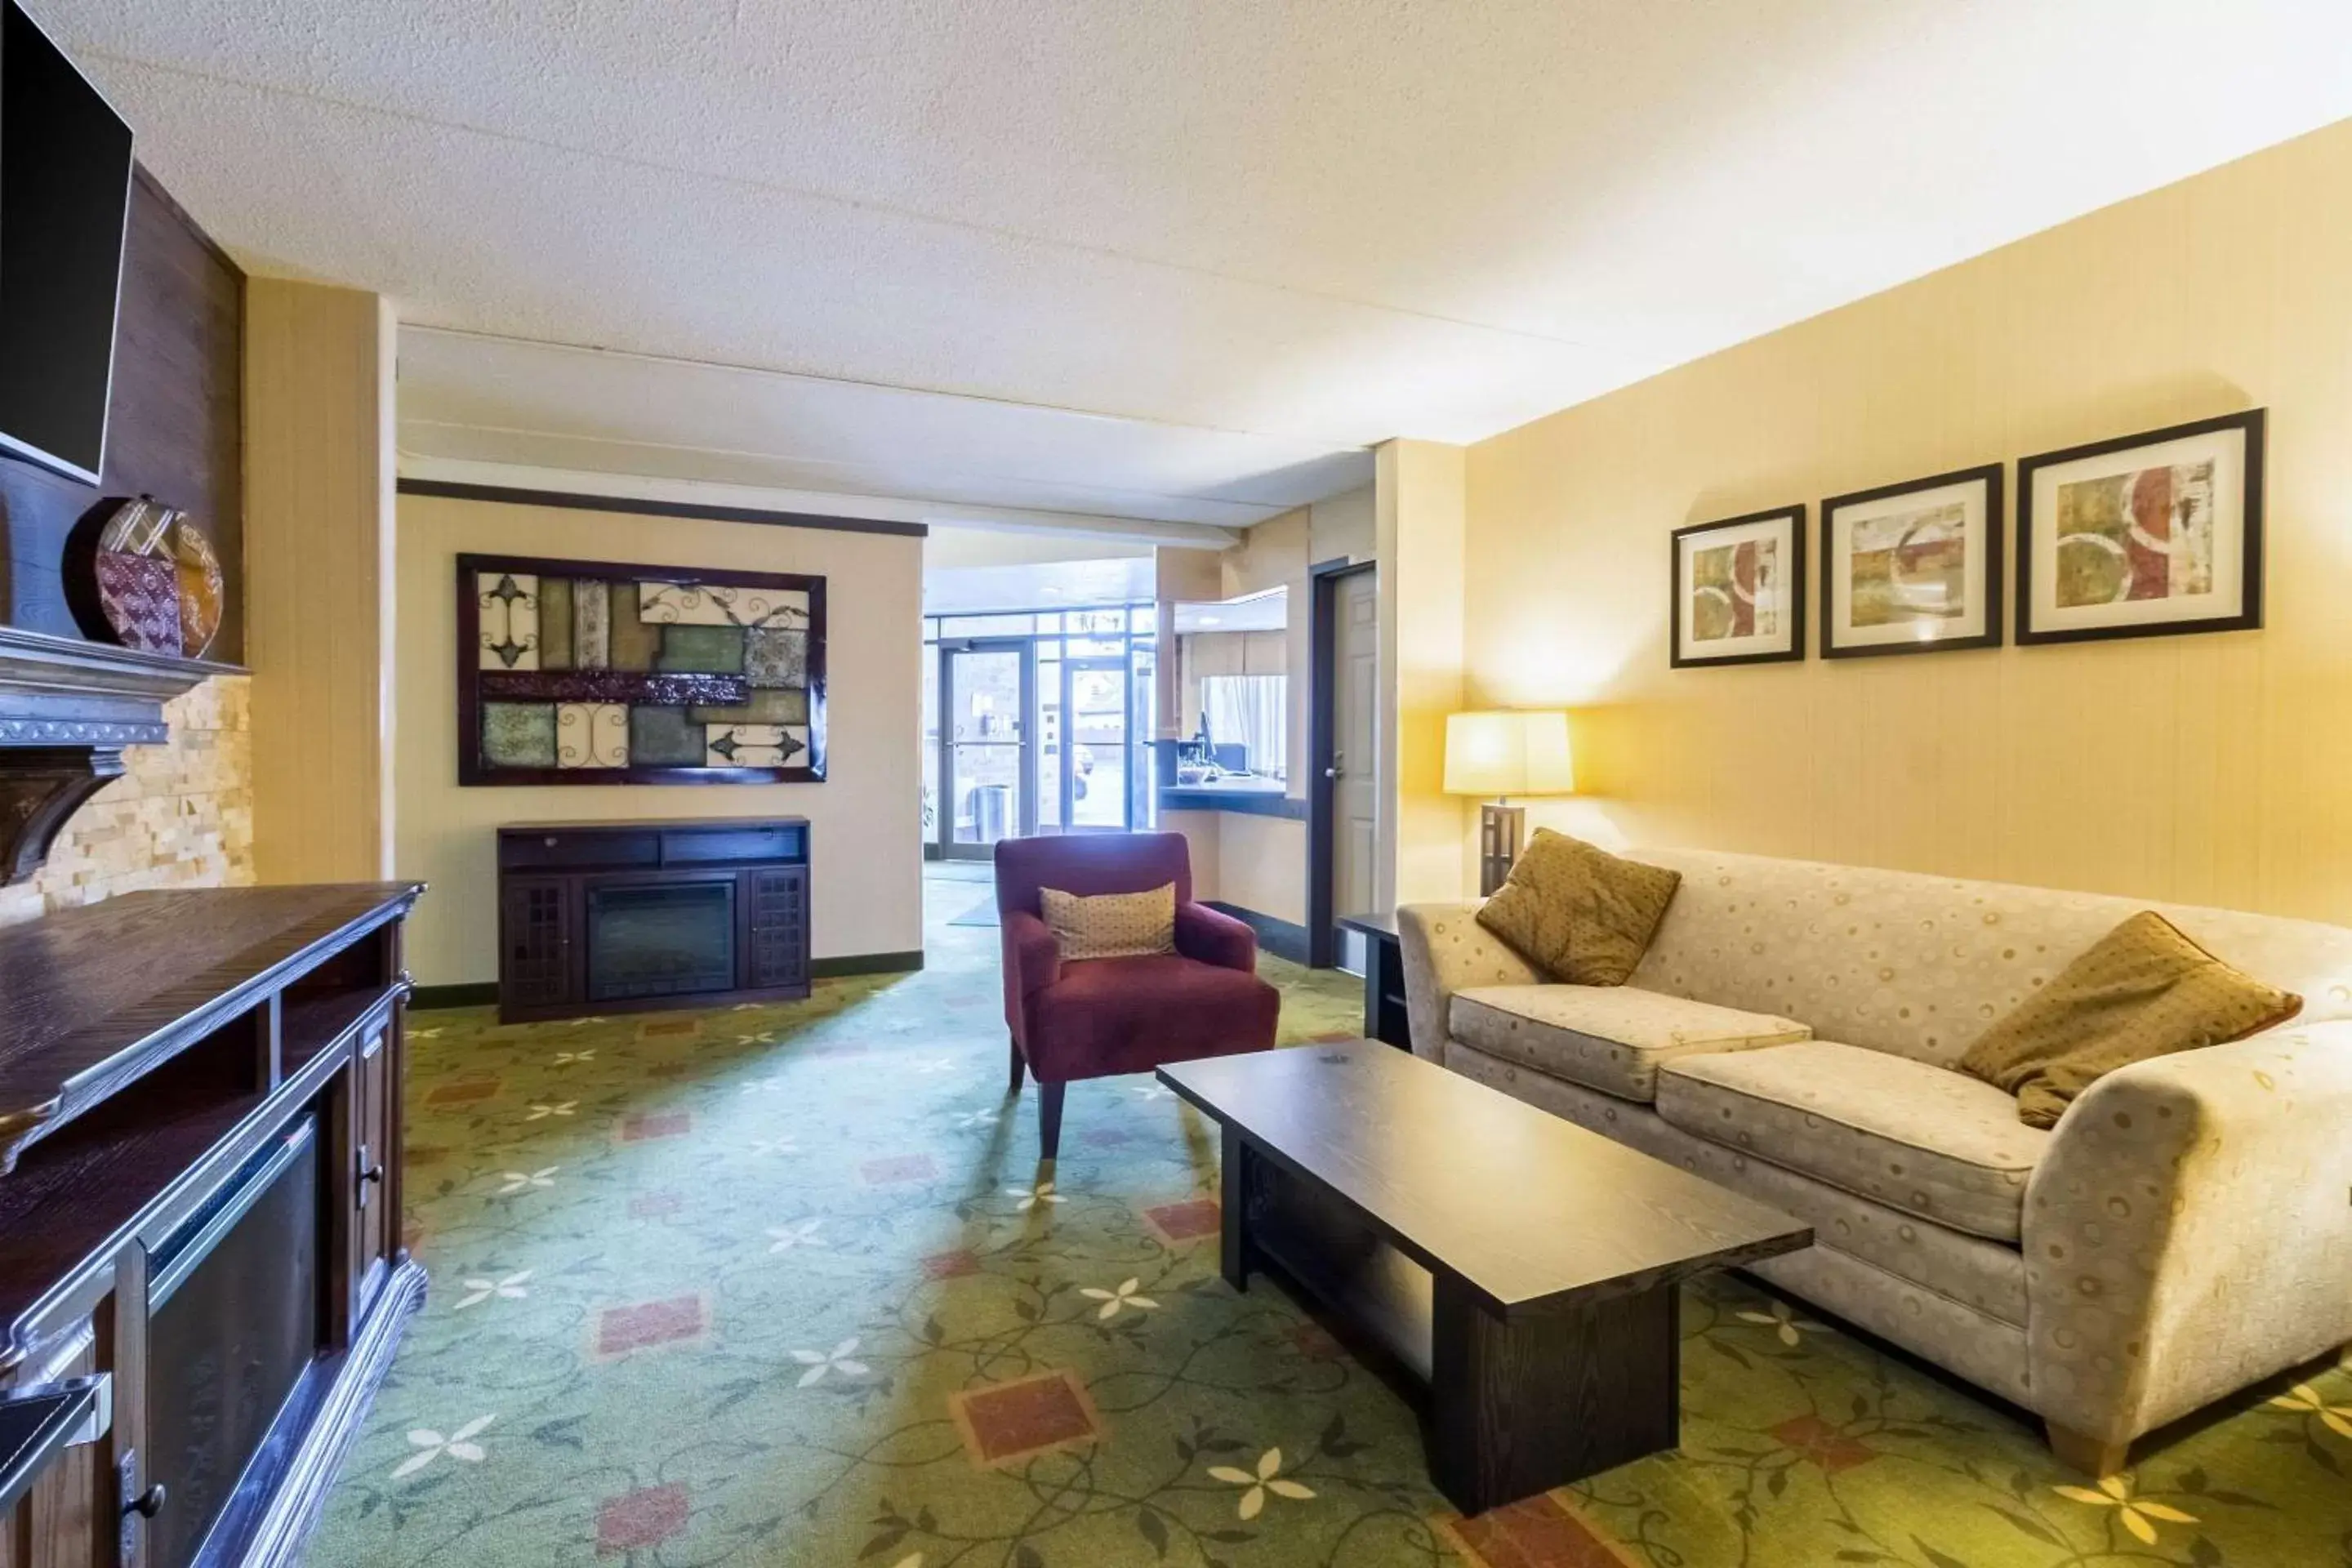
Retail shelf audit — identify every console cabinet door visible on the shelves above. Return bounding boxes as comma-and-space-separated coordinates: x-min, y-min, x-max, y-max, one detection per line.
350, 1022, 394, 1317
743, 866, 808, 991
500, 875, 575, 1009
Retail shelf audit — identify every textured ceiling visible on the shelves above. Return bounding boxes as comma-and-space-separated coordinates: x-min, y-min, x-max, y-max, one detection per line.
45, 1, 2352, 514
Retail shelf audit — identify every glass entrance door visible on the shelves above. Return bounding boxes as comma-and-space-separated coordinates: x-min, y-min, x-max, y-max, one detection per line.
939, 642, 1032, 858
1062, 657, 1130, 831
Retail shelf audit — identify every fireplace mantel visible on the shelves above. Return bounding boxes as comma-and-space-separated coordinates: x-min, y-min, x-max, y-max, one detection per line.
0, 625, 244, 884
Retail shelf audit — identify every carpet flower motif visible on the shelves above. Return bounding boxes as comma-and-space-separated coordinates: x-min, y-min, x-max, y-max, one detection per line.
1005, 1181, 1064, 1211
2052, 1475, 2198, 1544
2271, 1382, 2352, 1440
392, 1414, 494, 1479
1738, 1298, 1824, 1347
523, 1101, 576, 1120
1208, 1447, 1316, 1521
1078, 1277, 1160, 1320
456, 1270, 532, 1309
791, 1337, 868, 1387
496, 1166, 559, 1195
765, 1218, 826, 1253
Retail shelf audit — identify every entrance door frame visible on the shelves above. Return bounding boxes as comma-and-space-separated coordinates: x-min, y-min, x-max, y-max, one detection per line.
1307, 557, 1377, 968
1056, 653, 1134, 832
934, 636, 1037, 860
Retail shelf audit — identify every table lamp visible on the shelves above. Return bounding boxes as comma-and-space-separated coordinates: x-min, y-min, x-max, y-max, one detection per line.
1443, 710, 1575, 895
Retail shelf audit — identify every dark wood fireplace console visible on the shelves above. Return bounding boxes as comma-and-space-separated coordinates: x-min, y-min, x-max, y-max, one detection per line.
497, 817, 810, 1024
0, 882, 425, 1568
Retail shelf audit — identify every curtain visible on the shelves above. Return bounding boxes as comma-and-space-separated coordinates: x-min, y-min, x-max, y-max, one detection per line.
1200, 675, 1287, 780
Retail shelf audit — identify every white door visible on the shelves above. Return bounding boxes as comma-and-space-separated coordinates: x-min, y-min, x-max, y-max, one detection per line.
1331, 568, 1379, 922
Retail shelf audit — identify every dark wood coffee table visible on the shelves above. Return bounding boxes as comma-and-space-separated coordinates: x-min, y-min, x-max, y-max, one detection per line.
1157, 1040, 1811, 1514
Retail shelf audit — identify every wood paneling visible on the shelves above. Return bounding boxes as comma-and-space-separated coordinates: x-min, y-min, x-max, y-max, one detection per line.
1463, 117, 2352, 925
243, 280, 394, 885
0, 168, 244, 660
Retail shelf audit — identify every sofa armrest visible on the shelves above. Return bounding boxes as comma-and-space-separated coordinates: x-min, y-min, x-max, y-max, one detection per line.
1175, 902, 1257, 972
2024, 1020, 2352, 1444
1395, 902, 1541, 1062
1002, 908, 1062, 1003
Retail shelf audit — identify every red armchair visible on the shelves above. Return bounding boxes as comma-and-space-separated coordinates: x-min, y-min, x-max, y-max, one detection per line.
996, 832, 1280, 1159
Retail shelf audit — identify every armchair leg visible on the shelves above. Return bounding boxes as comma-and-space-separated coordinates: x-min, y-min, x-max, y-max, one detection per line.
1008, 1034, 1027, 1093
1038, 1081, 1066, 1163
2046, 1421, 2130, 1479
2339, 1340, 2351, 1370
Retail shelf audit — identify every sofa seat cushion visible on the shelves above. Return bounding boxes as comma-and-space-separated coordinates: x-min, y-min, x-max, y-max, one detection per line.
1450, 985, 1811, 1103
1656, 1041, 2049, 1242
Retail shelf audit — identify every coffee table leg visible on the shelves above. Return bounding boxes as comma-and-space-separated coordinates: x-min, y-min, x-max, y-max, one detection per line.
1220, 1125, 1257, 1291
1428, 1272, 1681, 1515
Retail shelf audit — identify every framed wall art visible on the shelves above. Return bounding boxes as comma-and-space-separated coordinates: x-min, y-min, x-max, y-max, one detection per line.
457, 552, 826, 785
1670, 505, 1805, 667
1820, 463, 2002, 658
2016, 409, 2265, 645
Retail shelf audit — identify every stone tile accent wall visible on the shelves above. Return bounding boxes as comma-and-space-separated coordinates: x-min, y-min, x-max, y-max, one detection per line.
0, 675, 255, 929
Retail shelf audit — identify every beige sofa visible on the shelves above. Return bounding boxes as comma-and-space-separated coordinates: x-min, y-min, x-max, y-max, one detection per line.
1398, 846, 2352, 1475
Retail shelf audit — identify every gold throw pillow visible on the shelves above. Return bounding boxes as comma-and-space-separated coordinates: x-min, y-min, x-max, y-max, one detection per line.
1473, 831, 1682, 987
1960, 910, 2302, 1129
1040, 883, 1178, 961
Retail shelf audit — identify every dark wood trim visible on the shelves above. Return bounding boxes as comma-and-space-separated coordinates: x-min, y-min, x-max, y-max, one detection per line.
457, 550, 827, 786
810, 950, 924, 978
1205, 900, 1309, 965
1819, 462, 2006, 659
2015, 408, 2266, 647
408, 983, 498, 1011
1307, 558, 1376, 968
234, 1258, 425, 1568
403, 479, 929, 537
1668, 505, 1807, 669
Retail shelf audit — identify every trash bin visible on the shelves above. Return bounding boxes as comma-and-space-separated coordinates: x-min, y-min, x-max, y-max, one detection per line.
970, 784, 1011, 842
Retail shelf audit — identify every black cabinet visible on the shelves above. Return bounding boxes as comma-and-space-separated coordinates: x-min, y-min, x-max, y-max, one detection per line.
496, 819, 812, 1023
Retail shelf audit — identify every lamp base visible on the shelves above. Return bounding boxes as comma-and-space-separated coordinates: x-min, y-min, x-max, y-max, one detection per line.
1477, 803, 1526, 897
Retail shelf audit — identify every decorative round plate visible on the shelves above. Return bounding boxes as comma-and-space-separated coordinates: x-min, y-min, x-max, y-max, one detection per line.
89, 497, 221, 657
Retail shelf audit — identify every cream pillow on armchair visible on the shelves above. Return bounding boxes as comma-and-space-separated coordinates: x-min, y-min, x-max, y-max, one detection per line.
1040, 883, 1178, 960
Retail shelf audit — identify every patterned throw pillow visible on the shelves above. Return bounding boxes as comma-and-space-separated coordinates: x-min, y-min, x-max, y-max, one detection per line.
1960, 910, 2302, 1129
1040, 883, 1178, 961
1473, 831, 1682, 987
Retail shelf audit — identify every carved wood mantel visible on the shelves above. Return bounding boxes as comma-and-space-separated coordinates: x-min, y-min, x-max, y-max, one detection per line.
0, 626, 243, 884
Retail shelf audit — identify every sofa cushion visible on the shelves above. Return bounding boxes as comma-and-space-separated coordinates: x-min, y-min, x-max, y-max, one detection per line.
1961, 910, 2302, 1128
1656, 1041, 2049, 1242
1450, 985, 1811, 1103
1475, 831, 1683, 986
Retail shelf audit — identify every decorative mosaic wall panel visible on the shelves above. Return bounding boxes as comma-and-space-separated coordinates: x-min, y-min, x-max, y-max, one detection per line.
457, 553, 826, 785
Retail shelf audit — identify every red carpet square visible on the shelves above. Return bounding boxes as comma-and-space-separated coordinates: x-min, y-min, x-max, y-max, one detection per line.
948, 1371, 1102, 1468
630, 1191, 684, 1219
620, 1111, 693, 1143
637, 1018, 701, 1040
1080, 1126, 1133, 1148
595, 1482, 688, 1555
1442, 1494, 1633, 1567
1142, 1198, 1221, 1244
861, 1153, 938, 1185
425, 1076, 501, 1106
1770, 1414, 1878, 1472
921, 1248, 982, 1281
594, 1294, 707, 1358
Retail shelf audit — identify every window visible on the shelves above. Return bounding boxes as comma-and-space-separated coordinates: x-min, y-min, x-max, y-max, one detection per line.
1199, 674, 1286, 781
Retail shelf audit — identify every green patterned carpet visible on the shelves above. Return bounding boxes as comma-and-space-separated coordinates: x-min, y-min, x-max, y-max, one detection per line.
310, 867, 2352, 1567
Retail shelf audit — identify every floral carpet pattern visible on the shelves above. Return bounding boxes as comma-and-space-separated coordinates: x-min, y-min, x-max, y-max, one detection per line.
310, 868, 2352, 1568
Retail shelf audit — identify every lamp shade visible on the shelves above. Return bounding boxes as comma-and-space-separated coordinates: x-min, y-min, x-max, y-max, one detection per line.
1443, 710, 1575, 798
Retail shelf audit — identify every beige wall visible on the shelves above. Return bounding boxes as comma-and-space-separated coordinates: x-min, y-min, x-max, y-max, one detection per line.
0, 677, 255, 929
1379, 439, 1469, 906
1460, 117, 2352, 923
245, 279, 396, 884
1158, 808, 1307, 927
394, 495, 924, 985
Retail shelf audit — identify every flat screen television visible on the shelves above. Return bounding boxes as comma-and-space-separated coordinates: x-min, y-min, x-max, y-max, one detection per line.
0, 0, 134, 486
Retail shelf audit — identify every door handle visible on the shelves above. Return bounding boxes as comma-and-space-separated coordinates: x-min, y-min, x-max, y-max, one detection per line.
1324, 768, 1341, 779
